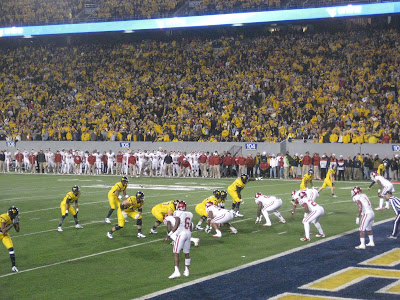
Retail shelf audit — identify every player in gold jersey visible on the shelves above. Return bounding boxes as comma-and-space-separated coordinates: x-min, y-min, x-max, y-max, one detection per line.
57, 185, 83, 232
318, 165, 337, 197
195, 190, 221, 230
104, 176, 129, 223
0, 206, 20, 272
228, 174, 261, 217
300, 169, 314, 190
107, 191, 146, 239
150, 200, 179, 234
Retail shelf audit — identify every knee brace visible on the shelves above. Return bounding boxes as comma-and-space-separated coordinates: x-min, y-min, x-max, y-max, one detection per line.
156, 220, 161, 225
137, 218, 142, 226
8, 247, 15, 257
115, 225, 123, 231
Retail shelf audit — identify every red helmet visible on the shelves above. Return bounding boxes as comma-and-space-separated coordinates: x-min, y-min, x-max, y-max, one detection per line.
177, 201, 187, 211
205, 201, 214, 208
370, 172, 378, 180
298, 191, 307, 200
351, 186, 362, 197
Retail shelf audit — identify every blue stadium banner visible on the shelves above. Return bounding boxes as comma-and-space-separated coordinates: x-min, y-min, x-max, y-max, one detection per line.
245, 143, 257, 150
1, 2, 400, 37
392, 145, 400, 152
120, 142, 131, 148
6, 141, 17, 147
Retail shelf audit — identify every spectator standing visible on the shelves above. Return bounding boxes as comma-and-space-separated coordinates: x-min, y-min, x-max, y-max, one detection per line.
312, 153, 321, 180
353, 156, 362, 180
254, 152, 261, 177
320, 154, 328, 179
37, 150, 46, 174
363, 154, 373, 180
337, 155, 345, 181
269, 154, 278, 178
291, 153, 300, 179
345, 155, 353, 180
246, 154, 255, 177
301, 152, 312, 177
223, 152, 234, 177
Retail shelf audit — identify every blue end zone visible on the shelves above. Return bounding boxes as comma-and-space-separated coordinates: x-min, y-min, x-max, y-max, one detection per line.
147, 220, 400, 300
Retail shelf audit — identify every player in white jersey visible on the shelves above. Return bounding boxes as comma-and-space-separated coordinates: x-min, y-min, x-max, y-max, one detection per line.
66, 150, 74, 174
149, 150, 160, 177
46, 149, 54, 173
60, 149, 67, 174
167, 201, 193, 279
205, 202, 237, 237
351, 186, 375, 249
291, 189, 325, 241
159, 149, 167, 176
171, 151, 179, 177
23, 149, 30, 172
106, 150, 115, 175
254, 193, 286, 226
123, 150, 130, 175
94, 151, 102, 175
4, 149, 11, 172
369, 171, 395, 210
83, 151, 90, 174
164, 214, 200, 247
191, 152, 200, 177
136, 150, 145, 176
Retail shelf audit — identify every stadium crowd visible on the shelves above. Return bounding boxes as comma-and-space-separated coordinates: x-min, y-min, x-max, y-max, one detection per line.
0, 148, 398, 182
0, 28, 399, 143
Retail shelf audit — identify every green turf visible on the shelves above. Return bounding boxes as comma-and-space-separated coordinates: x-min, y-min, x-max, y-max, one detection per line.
0, 174, 394, 299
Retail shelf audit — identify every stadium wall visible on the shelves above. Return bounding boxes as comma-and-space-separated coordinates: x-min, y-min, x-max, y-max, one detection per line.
5, 141, 400, 157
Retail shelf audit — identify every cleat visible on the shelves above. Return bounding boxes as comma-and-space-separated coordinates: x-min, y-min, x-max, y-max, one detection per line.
150, 228, 158, 234
168, 271, 181, 279
183, 269, 189, 277
385, 207, 390, 210
193, 238, 200, 247
195, 225, 204, 231
387, 235, 397, 239
366, 242, 375, 247
213, 233, 222, 238
75, 224, 83, 229
235, 211, 244, 217
375, 207, 383, 211
137, 232, 146, 238
125, 219, 129, 223
107, 232, 113, 239
316, 234, 325, 238
279, 220, 286, 224
11, 266, 19, 273
57, 227, 63, 232
230, 227, 238, 234
332, 194, 338, 198
104, 218, 111, 223
300, 237, 310, 242
263, 223, 272, 227
355, 244, 366, 249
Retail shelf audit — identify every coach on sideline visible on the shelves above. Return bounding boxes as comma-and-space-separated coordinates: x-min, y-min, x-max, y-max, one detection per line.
386, 191, 400, 239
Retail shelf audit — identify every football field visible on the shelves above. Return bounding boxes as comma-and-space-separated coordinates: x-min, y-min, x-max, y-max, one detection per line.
0, 174, 395, 299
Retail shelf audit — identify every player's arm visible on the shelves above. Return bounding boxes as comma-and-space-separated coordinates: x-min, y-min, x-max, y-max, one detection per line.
75, 200, 79, 214
1, 220, 15, 234
330, 173, 335, 185
169, 217, 180, 234
302, 203, 309, 213
65, 198, 71, 213
355, 200, 362, 224
256, 202, 263, 218
290, 203, 297, 216
236, 186, 242, 199
120, 199, 130, 210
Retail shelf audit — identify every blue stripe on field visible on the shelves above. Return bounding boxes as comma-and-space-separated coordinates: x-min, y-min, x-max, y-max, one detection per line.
148, 221, 400, 300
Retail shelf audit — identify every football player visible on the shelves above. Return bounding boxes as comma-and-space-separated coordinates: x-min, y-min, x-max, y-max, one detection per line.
227, 174, 261, 217
317, 165, 337, 197
369, 171, 395, 210
291, 189, 325, 241
351, 186, 375, 249
0, 206, 20, 272
164, 212, 200, 247
254, 193, 286, 226
107, 191, 146, 239
219, 190, 227, 208
205, 202, 237, 237
167, 201, 193, 279
150, 200, 179, 234
300, 169, 314, 190
58, 185, 83, 232
104, 176, 129, 223
194, 190, 221, 230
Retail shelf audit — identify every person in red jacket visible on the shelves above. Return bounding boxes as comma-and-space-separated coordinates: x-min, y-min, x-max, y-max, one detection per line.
29, 151, 37, 174
246, 154, 255, 177
302, 151, 312, 177
14, 149, 24, 173
208, 153, 215, 178
128, 151, 137, 177
212, 152, 222, 178
116, 151, 123, 175
54, 150, 62, 174
237, 154, 247, 175
223, 152, 234, 177
312, 153, 321, 180
179, 158, 192, 177
199, 152, 208, 178
74, 153, 82, 175
88, 152, 96, 175
259, 159, 270, 178
102, 151, 108, 174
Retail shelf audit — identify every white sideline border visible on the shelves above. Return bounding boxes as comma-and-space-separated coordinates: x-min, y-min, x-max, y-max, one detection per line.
135, 218, 393, 300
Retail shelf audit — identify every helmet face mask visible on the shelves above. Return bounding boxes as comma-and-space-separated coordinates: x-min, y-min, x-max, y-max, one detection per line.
72, 185, 80, 196
370, 172, 378, 180
240, 174, 249, 183
220, 190, 227, 200
351, 186, 362, 197
121, 176, 129, 184
213, 190, 221, 199
308, 169, 314, 175
136, 191, 144, 202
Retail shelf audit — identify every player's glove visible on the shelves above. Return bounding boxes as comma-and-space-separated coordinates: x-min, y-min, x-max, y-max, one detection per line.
13, 216, 19, 225
356, 217, 360, 225
118, 195, 123, 200
205, 225, 211, 234
125, 194, 129, 198
255, 216, 262, 224
65, 211, 69, 217
240, 199, 244, 204
122, 211, 128, 219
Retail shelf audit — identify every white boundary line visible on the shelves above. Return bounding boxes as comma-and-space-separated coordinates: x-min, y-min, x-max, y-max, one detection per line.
135, 218, 393, 300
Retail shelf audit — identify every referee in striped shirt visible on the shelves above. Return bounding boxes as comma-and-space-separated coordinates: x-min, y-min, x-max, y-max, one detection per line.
386, 191, 400, 239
